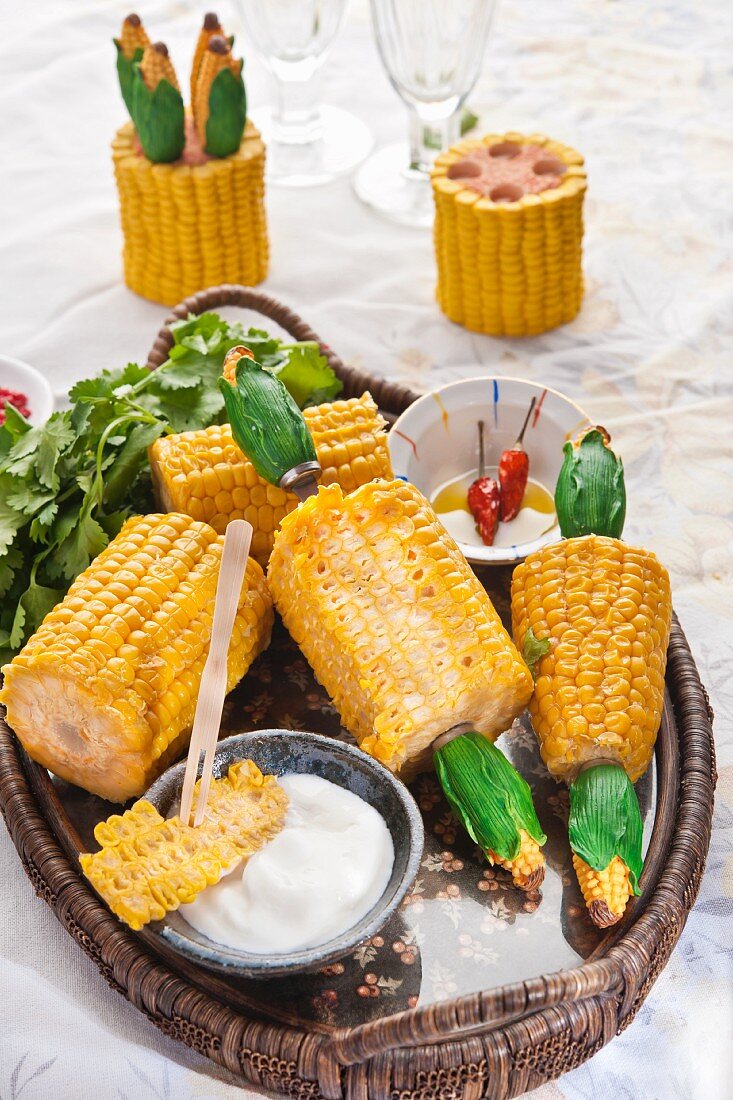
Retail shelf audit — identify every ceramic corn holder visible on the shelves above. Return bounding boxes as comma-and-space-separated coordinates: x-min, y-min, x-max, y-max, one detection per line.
112, 118, 268, 307
431, 133, 587, 337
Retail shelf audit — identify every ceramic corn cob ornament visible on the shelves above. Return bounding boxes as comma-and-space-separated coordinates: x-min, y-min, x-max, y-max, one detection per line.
511, 427, 672, 927
218, 347, 547, 891
114, 13, 150, 115
192, 35, 246, 156
431, 133, 586, 337
111, 12, 268, 304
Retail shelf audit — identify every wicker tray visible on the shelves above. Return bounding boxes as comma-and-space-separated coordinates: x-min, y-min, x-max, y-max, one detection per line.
0, 287, 716, 1100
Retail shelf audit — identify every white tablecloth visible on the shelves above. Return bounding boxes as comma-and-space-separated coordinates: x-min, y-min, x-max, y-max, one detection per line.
1, 1, 731, 1097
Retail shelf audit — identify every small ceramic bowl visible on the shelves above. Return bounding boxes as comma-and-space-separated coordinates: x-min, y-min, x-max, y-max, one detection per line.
0, 354, 54, 425
143, 730, 424, 979
388, 376, 590, 565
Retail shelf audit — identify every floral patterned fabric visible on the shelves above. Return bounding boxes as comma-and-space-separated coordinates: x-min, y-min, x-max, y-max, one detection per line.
0, 1, 730, 1099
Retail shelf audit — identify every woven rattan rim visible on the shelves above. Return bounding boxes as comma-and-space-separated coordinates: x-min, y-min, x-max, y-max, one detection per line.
0, 286, 716, 1099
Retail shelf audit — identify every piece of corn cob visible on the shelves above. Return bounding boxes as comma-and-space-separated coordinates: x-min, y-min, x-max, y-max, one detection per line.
118, 13, 150, 59
193, 35, 243, 150
111, 117, 267, 303
140, 41, 180, 93
0, 513, 273, 802
219, 359, 547, 890
81, 760, 287, 929
191, 12, 225, 109
511, 427, 672, 926
431, 132, 586, 337
149, 395, 393, 565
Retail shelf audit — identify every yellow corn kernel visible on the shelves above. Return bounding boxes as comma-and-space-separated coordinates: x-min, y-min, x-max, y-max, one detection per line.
572, 853, 632, 927
140, 42, 180, 93
149, 392, 393, 565
111, 119, 268, 305
0, 513, 273, 802
119, 13, 150, 59
80, 761, 288, 929
488, 829, 545, 890
431, 132, 586, 337
268, 480, 533, 776
193, 36, 242, 147
511, 534, 672, 783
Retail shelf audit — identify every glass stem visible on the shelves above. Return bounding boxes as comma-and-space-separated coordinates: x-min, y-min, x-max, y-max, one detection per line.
408, 108, 460, 174
270, 60, 323, 145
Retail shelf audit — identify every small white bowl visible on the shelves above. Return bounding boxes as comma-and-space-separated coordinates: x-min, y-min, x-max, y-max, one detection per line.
388, 376, 590, 565
0, 354, 54, 425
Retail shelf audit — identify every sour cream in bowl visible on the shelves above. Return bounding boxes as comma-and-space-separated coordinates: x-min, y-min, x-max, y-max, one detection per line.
142, 730, 423, 978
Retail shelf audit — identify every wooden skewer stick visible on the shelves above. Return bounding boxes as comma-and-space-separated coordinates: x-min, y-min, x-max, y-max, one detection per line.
179, 519, 253, 828
514, 396, 537, 449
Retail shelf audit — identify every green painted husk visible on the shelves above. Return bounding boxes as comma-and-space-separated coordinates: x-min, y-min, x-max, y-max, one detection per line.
130, 68, 185, 163
555, 427, 626, 539
434, 732, 546, 863
219, 359, 318, 486
114, 42, 143, 117
204, 67, 247, 157
568, 764, 643, 893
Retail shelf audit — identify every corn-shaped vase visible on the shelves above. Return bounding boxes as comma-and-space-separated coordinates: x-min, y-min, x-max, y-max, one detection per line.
431, 132, 587, 337
0, 512, 273, 802
219, 352, 547, 890
511, 428, 672, 926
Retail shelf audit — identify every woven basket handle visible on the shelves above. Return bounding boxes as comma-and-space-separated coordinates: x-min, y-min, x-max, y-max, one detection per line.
145, 283, 420, 416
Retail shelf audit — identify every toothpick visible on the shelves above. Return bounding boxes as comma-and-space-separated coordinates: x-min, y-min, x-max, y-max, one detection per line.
179, 520, 253, 828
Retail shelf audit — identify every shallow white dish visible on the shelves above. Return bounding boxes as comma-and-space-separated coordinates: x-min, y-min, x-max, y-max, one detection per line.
388, 376, 590, 565
0, 354, 54, 425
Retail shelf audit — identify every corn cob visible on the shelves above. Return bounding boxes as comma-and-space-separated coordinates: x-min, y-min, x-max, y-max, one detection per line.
118, 13, 150, 60
431, 132, 586, 337
511, 427, 672, 926
0, 513, 273, 802
140, 42, 180, 93
191, 13, 225, 109
149, 397, 393, 566
112, 118, 267, 303
81, 760, 287, 929
220, 359, 546, 890
193, 36, 245, 154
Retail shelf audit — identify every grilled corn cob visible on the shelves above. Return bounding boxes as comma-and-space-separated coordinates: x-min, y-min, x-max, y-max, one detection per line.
0, 513, 273, 802
431, 132, 586, 337
149, 396, 392, 566
81, 760, 287, 929
191, 12, 225, 109
219, 358, 546, 890
118, 13, 150, 60
511, 427, 672, 926
193, 35, 245, 156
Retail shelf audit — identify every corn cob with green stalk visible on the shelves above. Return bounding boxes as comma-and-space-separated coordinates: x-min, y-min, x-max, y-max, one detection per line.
114, 13, 150, 115
129, 42, 185, 162
219, 347, 547, 890
511, 427, 672, 926
192, 35, 246, 157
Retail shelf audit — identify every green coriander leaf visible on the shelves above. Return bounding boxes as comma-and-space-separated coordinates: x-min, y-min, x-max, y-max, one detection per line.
103, 420, 165, 510
29, 498, 59, 542
0, 547, 23, 598
0, 489, 24, 554
7, 600, 26, 650
5, 483, 57, 517
137, 386, 224, 433
16, 580, 63, 643
1, 404, 32, 441
98, 510, 130, 540
4, 413, 75, 492
274, 345, 341, 407
54, 510, 108, 580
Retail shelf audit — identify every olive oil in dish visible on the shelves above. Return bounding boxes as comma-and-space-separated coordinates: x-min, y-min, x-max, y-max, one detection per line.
432, 471, 556, 548
180, 773, 395, 953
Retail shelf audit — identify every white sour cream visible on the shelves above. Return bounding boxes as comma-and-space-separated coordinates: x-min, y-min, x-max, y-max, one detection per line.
180, 773, 395, 954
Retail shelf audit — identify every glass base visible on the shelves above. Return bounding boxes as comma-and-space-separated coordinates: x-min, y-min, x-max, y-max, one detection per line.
352, 142, 435, 228
256, 105, 373, 187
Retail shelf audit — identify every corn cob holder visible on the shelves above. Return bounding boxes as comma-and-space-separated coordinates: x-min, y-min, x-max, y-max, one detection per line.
0, 512, 273, 802
218, 347, 547, 890
431, 133, 586, 337
112, 13, 267, 305
511, 427, 672, 927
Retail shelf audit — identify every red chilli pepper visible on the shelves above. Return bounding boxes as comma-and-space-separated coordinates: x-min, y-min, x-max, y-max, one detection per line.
498, 448, 529, 522
468, 476, 501, 546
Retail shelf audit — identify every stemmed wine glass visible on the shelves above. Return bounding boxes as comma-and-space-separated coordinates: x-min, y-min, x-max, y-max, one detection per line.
354, 0, 498, 226
233, 0, 373, 187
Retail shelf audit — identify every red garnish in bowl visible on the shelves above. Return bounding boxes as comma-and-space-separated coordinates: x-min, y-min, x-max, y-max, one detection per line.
0, 388, 31, 425
498, 397, 536, 521
467, 420, 501, 546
